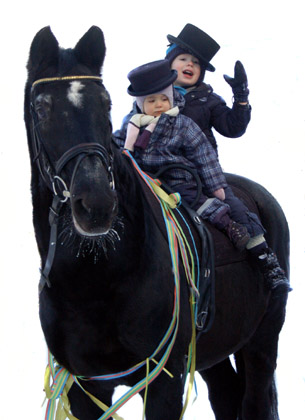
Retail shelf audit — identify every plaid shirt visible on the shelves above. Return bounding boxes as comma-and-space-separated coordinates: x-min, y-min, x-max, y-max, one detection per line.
133, 110, 227, 196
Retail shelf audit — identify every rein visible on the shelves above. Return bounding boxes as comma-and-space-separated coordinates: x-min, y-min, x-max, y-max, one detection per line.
37, 141, 115, 292
43, 151, 198, 420
30, 76, 115, 291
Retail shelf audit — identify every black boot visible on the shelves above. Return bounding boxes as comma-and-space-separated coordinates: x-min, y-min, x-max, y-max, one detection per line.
256, 248, 291, 294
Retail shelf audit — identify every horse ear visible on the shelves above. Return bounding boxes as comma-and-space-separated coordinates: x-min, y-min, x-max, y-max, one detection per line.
27, 26, 59, 76
74, 26, 106, 75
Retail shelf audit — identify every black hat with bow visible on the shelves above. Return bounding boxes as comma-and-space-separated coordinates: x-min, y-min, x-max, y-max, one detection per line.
127, 59, 177, 97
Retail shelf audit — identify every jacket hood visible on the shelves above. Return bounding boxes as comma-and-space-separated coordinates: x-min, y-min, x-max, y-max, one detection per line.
132, 89, 185, 114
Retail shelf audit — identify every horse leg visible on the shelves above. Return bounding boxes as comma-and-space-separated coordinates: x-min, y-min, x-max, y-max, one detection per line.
239, 346, 278, 420
68, 381, 114, 420
198, 356, 243, 420
239, 293, 287, 420
140, 372, 185, 420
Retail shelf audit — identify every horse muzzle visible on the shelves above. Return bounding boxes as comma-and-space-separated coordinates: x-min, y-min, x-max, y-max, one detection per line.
70, 185, 118, 236
53, 142, 118, 236
69, 154, 118, 236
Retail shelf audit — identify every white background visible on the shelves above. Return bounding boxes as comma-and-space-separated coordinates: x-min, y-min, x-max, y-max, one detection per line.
0, 1, 304, 418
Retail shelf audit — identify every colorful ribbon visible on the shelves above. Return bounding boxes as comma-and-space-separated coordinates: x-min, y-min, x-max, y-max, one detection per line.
42, 150, 198, 420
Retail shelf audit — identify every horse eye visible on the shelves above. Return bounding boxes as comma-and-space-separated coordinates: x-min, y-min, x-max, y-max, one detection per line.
35, 94, 52, 121
35, 104, 48, 120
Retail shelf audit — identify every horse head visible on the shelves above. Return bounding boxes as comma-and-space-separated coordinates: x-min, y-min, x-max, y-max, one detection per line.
25, 26, 118, 238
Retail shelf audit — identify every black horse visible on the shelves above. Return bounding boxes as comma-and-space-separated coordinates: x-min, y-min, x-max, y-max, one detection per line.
24, 26, 289, 420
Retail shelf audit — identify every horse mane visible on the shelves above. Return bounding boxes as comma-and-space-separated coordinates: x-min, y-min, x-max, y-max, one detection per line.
113, 149, 145, 221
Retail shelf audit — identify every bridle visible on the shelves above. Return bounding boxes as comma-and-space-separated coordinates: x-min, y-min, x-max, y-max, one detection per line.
30, 75, 115, 292
30, 75, 115, 199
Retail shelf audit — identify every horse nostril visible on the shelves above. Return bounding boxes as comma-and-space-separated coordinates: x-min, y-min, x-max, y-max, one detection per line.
81, 199, 92, 214
74, 198, 92, 216
70, 186, 118, 236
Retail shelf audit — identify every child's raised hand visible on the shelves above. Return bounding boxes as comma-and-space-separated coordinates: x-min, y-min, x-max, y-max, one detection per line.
223, 61, 249, 104
223, 60, 247, 87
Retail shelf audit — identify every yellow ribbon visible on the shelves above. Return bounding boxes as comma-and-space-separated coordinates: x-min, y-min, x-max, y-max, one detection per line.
149, 181, 181, 209
179, 293, 197, 419
44, 364, 123, 420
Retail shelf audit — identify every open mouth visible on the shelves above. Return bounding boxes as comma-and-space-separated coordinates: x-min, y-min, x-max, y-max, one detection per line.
183, 69, 194, 77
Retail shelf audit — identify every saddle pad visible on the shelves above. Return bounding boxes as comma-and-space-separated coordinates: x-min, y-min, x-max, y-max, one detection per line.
135, 165, 260, 269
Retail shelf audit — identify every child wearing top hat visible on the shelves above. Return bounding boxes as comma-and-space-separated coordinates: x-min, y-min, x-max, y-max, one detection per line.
121, 59, 289, 293
124, 59, 250, 251
165, 23, 250, 153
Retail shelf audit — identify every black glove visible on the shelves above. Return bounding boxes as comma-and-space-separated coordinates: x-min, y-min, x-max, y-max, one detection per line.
223, 60, 249, 103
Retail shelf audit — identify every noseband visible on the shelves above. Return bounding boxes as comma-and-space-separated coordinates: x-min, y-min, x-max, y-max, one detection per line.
53, 142, 115, 201
30, 76, 115, 292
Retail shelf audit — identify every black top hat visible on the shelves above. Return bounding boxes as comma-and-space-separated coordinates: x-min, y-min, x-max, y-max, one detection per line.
167, 23, 220, 72
127, 60, 177, 97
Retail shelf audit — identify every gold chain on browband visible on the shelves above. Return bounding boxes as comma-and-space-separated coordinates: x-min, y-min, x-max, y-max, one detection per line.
32, 75, 102, 88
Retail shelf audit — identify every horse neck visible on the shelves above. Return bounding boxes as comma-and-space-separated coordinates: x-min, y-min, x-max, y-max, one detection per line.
113, 151, 148, 240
